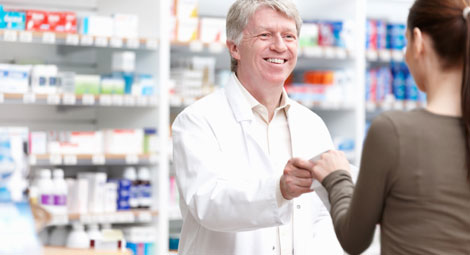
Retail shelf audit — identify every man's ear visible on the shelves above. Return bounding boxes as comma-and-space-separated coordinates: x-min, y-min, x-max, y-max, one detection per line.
226, 40, 240, 60
412, 27, 424, 57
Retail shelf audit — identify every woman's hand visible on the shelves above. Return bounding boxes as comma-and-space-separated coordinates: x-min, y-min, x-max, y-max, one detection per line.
311, 150, 350, 182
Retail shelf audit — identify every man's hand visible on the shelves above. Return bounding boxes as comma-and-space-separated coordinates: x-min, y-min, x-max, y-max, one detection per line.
280, 158, 315, 200
311, 150, 350, 182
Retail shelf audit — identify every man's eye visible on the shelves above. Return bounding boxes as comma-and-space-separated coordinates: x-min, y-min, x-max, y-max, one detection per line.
285, 34, 296, 40
259, 33, 270, 38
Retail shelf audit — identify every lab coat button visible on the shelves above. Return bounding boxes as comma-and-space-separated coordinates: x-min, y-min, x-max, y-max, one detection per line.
273, 246, 275, 250
296, 205, 301, 209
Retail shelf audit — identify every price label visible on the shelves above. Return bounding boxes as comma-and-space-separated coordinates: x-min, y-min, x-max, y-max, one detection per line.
110, 37, 123, 48
92, 154, 106, 165
4, 30, 18, 42
42, 32, 56, 44
303, 47, 322, 58
406, 101, 417, 110
189, 41, 204, 52
64, 155, 78, 165
170, 95, 182, 107
146, 39, 158, 49
63, 94, 76, 105
379, 50, 391, 62
82, 94, 95, 105
111, 95, 124, 106
366, 101, 376, 112
324, 47, 335, 59
208, 43, 224, 53
366, 50, 378, 61
335, 48, 347, 59
0, 93, 4, 104
65, 34, 79, 45
124, 95, 136, 106
149, 96, 158, 106
137, 211, 152, 222
393, 101, 404, 110
47, 94, 61, 105
49, 154, 62, 165
29, 155, 37, 166
95, 37, 108, 47
23, 93, 36, 104
126, 38, 140, 49
99, 95, 112, 106
392, 50, 404, 62
19, 31, 33, 43
80, 35, 94, 46
149, 154, 159, 164
125, 154, 139, 164
137, 96, 148, 106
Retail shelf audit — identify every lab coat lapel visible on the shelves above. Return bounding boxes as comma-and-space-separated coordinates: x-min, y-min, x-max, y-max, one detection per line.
224, 74, 273, 172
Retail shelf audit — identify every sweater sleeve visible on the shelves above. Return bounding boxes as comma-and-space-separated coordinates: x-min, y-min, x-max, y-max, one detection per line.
322, 113, 399, 255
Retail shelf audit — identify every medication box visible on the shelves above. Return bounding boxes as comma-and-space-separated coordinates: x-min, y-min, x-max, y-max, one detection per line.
2, 10, 26, 30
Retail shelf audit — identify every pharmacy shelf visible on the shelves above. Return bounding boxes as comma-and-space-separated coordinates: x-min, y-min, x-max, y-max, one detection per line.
29, 154, 160, 167
0, 29, 159, 50
0, 93, 158, 107
168, 207, 182, 221
366, 49, 405, 62
48, 210, 158, 226
44, 246, 132, 255
365, 100, 422, 113
171, 40, 354, 61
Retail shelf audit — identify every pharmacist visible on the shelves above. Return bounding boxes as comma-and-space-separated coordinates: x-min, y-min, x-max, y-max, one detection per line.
172, 0, 342, 254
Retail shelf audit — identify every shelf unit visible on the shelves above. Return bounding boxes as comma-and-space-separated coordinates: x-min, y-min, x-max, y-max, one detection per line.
0, 0, 169, 254
43, 246, 132, 255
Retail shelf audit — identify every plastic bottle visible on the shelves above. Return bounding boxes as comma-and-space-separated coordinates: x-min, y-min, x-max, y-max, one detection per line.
123, 167, 139, 209
87, 224, 102, 248
52, 168, 68, 215
137, 167, 152, 209
66, 223, 90, 248
37, 169, 54, 212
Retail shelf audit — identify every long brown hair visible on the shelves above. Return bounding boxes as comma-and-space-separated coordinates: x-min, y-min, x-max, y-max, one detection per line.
408, 0, 470, 180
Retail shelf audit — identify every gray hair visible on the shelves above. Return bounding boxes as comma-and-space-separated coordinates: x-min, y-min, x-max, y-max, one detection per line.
226, 0, 302, 72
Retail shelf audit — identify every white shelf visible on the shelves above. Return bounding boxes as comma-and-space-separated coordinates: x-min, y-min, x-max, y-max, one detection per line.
0, 29, 158, 50
44, 247, 132, 255
29, 153, 160, 167
0, 93, 158, 107
48, 210, 158, 226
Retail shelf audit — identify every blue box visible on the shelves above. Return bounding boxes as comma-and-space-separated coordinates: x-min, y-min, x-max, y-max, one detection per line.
2, 11, 26, 30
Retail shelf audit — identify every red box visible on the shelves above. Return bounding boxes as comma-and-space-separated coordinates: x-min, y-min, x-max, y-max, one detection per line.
47, 11, 77, 33
26, 10, 49, 31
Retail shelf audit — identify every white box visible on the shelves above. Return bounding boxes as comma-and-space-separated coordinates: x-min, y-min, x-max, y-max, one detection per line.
104, 129, 143, 155
112, 51, 136, 72
0, 64, 31, 94
113, 14, 139, 39
199, 17, 226, 44
29, 131, 47, 155
175, 0, 198, 19
81, 15, 114, 37
176, 18, 199, 42
77, 172, 107, 214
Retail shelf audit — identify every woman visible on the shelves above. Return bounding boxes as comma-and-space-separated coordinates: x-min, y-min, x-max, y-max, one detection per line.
311, 0, 470, 254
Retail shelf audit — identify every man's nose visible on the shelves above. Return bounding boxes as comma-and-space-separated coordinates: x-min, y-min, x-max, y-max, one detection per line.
270, 34, 287, 52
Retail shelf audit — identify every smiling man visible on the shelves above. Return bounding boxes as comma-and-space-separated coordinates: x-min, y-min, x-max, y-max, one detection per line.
172, 0, 343, 254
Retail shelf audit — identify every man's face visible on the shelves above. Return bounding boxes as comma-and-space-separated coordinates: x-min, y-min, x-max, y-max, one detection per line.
230, 6, 298, 86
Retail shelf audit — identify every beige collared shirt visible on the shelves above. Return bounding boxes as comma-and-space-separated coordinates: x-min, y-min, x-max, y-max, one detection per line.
235, 76, 293, 255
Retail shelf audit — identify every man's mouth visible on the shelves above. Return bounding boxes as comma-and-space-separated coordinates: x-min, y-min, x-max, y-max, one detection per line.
264, 58, 287, 64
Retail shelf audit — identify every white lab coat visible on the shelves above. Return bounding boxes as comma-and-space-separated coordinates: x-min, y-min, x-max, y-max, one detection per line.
172, 74, 343, 255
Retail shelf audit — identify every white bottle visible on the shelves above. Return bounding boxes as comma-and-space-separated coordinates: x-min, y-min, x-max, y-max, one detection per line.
52, 168, 68, 215
123, 167, 139, 209
66, 223, 90, 249
137, 167, 152, 209
37, 169, 54, 212
87, 224, 102, 248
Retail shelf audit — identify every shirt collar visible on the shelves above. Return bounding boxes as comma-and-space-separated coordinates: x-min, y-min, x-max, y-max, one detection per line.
234, 73, 291, 113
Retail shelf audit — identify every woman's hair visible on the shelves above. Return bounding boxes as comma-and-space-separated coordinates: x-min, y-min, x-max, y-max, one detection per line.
226, 0, 302, 72
408, 0, 470, 180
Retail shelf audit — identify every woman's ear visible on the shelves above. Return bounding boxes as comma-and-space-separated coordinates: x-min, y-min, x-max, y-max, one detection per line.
226, 40, 241, 60
412, 27, 424, 57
